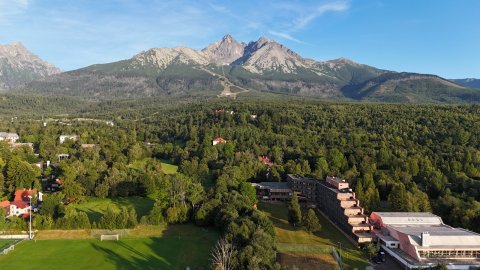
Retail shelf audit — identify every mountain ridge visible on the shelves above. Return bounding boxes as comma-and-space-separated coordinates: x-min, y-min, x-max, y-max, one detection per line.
8, 34, 480, 103
0, 42, 60, 89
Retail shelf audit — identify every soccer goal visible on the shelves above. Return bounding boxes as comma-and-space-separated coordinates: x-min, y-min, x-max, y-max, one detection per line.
100, 234, 119, 241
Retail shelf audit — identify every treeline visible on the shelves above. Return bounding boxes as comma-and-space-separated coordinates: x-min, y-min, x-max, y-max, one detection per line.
1, 98, 480, 268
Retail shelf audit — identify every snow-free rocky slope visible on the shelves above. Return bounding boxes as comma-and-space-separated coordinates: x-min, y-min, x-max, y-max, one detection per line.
16, 35, 480, 103
0, 42, 60, 89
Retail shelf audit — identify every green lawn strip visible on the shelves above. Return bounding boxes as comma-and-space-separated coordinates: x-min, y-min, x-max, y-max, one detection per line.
159, 161, 178, 174
0, 239, 17, 250
277, 243, 333, 254
129, 158, 178, 175
70, 196, 155, 222
258, 202, 369, 270
0, 224, 218, 270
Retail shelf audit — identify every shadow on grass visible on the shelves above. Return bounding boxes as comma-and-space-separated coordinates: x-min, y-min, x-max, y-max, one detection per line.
75, 196, 155, 223
259, 201, 369, 270
90, 224, 217, 270
91, 241, 171, 270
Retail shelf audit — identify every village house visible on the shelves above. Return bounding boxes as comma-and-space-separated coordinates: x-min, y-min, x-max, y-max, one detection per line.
212, 137, 227, 146
10, 142, 34, 150
258, 156, 273, 167
80, 144, 97, 149
0, 189, 37, 218
59, 135, 79, 144
57, 153, 70, 161
0, 132, 19, 143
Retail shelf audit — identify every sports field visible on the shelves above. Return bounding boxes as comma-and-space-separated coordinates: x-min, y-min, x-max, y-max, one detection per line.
0, 224, 218, 270
258, 202, 369, 270
0, 239, 17, 250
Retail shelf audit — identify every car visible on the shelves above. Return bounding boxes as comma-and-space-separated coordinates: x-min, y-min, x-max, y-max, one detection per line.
372, 256, 383, 264
378, 251, 386, 262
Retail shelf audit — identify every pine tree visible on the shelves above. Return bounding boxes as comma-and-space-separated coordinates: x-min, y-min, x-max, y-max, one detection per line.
288, 193, 302, 226
388, 183, 410, 211
303, 209, 321, 233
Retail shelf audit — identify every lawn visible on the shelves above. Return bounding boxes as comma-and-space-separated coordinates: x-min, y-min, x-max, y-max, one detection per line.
0, 239, 18, 250
70, 196, 155, 222
158, 159, 178, 175
0, 224, 219, 270
130, 158, 178, 175
258, 202, 369, 270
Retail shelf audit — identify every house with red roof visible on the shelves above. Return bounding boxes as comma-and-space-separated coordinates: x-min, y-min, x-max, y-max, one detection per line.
0, 189, 36, 218
258, 156, 273, 167
212, 137, 227, 146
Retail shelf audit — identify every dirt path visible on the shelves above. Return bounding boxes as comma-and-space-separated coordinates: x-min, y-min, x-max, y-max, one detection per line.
194, 66, 250, 99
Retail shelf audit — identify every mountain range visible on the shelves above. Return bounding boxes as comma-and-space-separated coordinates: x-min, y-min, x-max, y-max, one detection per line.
0, 42, 60, 90
451, 78, 480, 89
1, 36, 479, 103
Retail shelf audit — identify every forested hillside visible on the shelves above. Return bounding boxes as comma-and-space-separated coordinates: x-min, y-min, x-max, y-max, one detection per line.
1, 99, 479, 268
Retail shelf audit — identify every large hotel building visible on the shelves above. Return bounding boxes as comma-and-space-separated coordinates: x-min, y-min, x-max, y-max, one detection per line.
286, 174, 373, 244
254, 174, 480, 269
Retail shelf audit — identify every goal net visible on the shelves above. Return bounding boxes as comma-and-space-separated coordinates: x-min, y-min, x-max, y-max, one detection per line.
100, 234, 119, 241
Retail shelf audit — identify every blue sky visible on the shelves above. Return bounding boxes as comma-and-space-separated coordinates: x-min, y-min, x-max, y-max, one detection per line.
0, 0, 478, 78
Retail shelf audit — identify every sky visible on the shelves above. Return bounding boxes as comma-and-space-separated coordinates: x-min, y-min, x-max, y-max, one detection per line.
0, 0, 478, 78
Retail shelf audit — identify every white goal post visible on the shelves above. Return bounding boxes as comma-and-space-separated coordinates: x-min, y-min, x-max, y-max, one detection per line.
100, 234, 119, 241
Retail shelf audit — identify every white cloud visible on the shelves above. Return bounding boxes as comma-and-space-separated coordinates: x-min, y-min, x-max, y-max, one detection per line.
0, 0, 30, 24
292, 1, 350, 31
268, 31, 305, 44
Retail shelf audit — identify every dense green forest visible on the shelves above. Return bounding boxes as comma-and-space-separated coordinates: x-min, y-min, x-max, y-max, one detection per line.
1, 98, 479, 269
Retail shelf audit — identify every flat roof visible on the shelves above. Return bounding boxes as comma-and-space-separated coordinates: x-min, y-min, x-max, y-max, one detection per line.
390, 225, 480, 247
254, 182, 291, 190
372, 212, 443, 225
327, 176, 347, 184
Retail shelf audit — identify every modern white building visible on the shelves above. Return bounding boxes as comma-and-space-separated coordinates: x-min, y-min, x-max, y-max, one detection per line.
0, 132, 19, 143
59, 135, 79, 144
370, 212, 480, 269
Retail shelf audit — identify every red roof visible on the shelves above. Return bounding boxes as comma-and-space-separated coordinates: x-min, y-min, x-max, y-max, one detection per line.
12, 201, 29, 209
0, 200, 10, 207
258, 156, 273, 166
213, 137, 227, 143
13, 189, 37, 202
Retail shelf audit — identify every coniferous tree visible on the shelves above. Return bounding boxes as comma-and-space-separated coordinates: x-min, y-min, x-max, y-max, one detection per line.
288, 193, 302, 226
303, 209, 321, 233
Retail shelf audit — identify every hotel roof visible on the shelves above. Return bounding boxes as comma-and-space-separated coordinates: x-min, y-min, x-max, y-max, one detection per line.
373, 212, 443, 225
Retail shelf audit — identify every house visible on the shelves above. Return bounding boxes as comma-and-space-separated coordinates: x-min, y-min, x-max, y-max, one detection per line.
105, 121, 114, 127
57, 153, 70, 161
252, 182, 292, 201
258, 156, 273, 167
59, 135, 78, 144
212, 137, 227, 146
80, 144, 97, 149
0, 189, 37, 217
0, 132, 19, 143
250, 114, 257, 120
10, 142, 34, 150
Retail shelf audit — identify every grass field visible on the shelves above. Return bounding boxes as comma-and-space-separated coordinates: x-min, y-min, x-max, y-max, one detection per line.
0, 224, 218, 270
130, 158, 178, 175
258, 202, 369, 270
158, 159, 179, 174
0, 239, 17, 250
70, 196, 155, 222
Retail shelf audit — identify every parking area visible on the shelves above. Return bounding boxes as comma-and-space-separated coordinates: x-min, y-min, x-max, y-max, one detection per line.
372, 253, 404, 270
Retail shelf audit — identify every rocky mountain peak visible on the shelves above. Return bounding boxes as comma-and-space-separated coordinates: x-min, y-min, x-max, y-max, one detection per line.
233, 36, 308, 74
0, 42, 60, 89
202, 34, 246, 65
